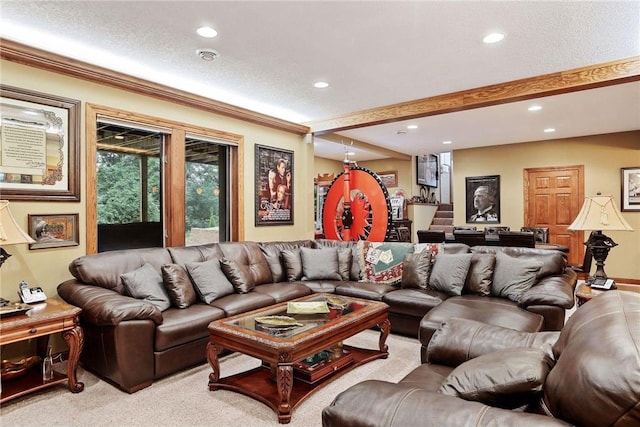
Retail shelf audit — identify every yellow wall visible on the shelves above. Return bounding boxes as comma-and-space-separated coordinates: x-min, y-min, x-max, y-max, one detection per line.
453, 131, 640, 281
0, 60, 313, 300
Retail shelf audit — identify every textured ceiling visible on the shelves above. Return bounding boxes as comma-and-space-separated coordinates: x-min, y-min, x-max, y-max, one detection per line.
2, 1, 639, 160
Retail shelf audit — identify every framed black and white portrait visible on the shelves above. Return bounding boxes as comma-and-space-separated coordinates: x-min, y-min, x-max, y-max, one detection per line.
465, 175, 500, 223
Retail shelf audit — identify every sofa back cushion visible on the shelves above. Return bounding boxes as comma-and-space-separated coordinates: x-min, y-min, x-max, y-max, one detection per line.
300, 247, 342, 281
471, 246, 566, 279
168, 243, 223, 264
121, 262, 171, 311
428, 253, 473, 296
259, 240, 313, 282
218, 241, 273, 286
161, 263, 197, 308
542, 291, 640, 427
69, 247, 172, 294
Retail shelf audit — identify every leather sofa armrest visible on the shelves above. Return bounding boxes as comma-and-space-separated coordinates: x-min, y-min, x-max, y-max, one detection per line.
426, 318, 559, 366
58, 279, 163, 326
518, 269, 577, 309
322, 381, 572, 427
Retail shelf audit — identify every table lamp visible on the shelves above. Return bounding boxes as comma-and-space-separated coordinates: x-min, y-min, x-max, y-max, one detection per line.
568, 194, 633, 287
0, 200, 36, 267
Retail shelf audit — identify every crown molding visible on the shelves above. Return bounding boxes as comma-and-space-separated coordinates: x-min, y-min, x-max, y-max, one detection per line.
0, 39, 310, 136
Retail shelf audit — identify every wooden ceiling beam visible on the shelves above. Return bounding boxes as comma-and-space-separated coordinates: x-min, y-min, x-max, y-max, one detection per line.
309, 57, 640, 134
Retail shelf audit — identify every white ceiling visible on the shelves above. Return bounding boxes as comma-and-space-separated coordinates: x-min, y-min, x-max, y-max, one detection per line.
2, 1, 639, 161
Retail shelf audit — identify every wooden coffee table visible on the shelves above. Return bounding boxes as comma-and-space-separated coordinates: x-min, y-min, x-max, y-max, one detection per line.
207, 293, 390, 424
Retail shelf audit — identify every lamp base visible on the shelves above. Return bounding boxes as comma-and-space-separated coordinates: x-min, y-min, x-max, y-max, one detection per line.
585, 230, 617, 282
0, 247, 12, 267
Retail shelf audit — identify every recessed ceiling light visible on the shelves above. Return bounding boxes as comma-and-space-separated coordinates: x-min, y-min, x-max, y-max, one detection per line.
313, 81, 329, 89
347, 151, 356, 156
544, 128, 556, 133
407, 125, 418, 129
528, 105, 543, 112
442, 140, 452, 145
114, 135, 125, 140
196, 26, 218, 38
483, 32, 505, 44
397, 130, 407, 135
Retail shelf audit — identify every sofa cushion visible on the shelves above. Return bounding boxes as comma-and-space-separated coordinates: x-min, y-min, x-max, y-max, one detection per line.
492, 251, 543, 302
69, 247, 172, 295
414, 242, 443, 256
463, 253, 495, 296
161, 263, 197, 308
155, 304, 225, 351
471, 246, 566, 280
337, 248, 353, 281
358, 241, 415, 285
313, 239, 361, 281
281, 248, 303, 281
438, 347, 554, 409
300, 247, 342, 281
382, 288, 446, 317
252, 282, 312, 303
259, 240, 313, 282
428, 253, 473, 296
167, 244, 222, 264
121, 263, 171, 311
401, 251, 432, 289
218, 241, 273, 285
335, 282, 396, 301
185, 258, 235, 303
220, 258, 255, 294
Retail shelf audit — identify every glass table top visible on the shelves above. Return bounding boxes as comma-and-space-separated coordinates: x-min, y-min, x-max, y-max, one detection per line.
223, 294, 373, 339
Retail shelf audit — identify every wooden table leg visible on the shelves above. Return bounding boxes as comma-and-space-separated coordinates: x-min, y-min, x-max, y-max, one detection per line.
276, 362, 293, 424
62, 325, 84, 393
207, 343, 223, 390
378, 318, 390, 357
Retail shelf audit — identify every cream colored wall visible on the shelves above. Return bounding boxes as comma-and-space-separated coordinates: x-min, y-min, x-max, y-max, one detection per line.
0, 60, 313, 300
313, 157, 343, 178
358, 158, 413, 194
453, 131, 640, 281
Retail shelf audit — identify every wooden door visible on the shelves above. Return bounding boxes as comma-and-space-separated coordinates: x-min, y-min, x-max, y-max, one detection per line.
524, 166, 584, 266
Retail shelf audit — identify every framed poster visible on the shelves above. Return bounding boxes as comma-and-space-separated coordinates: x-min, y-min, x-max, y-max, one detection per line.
0, 85, 80, 201
255, 144, 294, 226
621, 167, 640, 211
28, 213, 79, 249
465, 175, 500, 223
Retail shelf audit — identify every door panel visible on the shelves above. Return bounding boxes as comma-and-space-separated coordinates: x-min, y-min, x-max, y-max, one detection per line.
525, 166, 584, 266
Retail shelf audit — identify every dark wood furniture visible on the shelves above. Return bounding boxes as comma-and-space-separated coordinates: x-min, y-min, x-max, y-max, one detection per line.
575, 282, 639, 306
520, 226, 549, 243
388, 219, 412, 242
497, 231, 536, 248
207, 293, 390, 424
0, 298, 84, 403
417, 230, 446, 243
452, 230, 486, 246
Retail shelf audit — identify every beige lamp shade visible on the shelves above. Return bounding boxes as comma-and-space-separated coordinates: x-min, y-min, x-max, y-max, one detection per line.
568, 195, 634, 231
0, 200, 36, 245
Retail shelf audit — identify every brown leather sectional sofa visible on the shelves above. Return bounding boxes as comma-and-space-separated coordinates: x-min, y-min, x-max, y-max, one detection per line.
57, 239, 576, 393
322, 290, 640, 427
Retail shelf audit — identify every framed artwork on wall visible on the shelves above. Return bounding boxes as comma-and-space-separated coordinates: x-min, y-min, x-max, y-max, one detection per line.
28, 213, 79, 249
255, 144, 294, 226
377, 170, 398, 188
621, 167, 640, 211
465, 175, 500, 223
0, 85, 80, 201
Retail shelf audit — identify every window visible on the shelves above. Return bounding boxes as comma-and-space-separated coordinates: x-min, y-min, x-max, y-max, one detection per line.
86, 104, 242, 254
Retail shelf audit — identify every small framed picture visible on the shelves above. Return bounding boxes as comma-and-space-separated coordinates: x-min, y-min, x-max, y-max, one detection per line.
621, 167, 640, 211
377, 170, 398, 188
465, 175, 500, 223
28, 213, 79, 249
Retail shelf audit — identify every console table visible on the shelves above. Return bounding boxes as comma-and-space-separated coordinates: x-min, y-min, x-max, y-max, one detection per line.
0, 298, 84, 403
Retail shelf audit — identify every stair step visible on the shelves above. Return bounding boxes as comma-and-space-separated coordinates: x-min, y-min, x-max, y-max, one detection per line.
438, 203, 454, 211
434, 211, 453, 219
431, 217, 453, 226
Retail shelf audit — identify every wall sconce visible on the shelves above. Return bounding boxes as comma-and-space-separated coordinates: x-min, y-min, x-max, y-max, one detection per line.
0, 200, 36, 267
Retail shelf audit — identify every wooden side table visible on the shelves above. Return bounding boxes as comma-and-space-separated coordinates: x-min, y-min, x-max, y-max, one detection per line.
0, 298, 84, 403
575, 283, 640, 307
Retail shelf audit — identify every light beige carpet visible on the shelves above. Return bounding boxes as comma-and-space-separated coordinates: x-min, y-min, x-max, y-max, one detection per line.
1, 330, 421, 427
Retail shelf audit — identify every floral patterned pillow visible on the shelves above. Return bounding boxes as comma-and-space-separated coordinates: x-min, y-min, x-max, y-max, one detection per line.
357, 241, 415, 285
